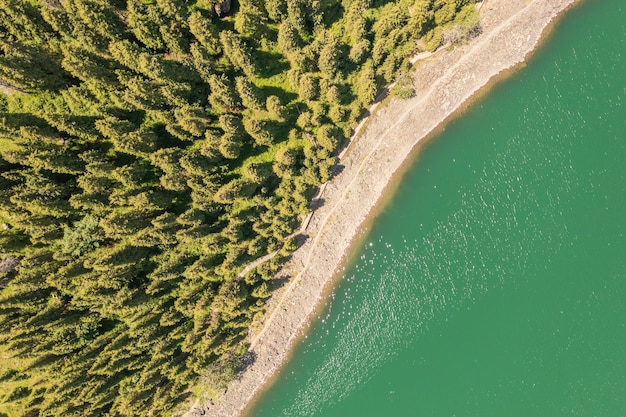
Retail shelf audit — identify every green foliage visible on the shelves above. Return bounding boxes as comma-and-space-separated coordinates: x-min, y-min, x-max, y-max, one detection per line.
442, 4, 482, 44
243, 161, 272, 183
266, 95, 286, 121
0, 39, 67, 91
189, 11, 222, 55
408, 0, 434, 35
208, 74, 241, 112
391, 73, 416, 99
298, 73, 319, 102
235, 77, 264, 111
318, 32, 344, 79
219, 31, 257, 78
0, 0, 477, 415
277, 20, 301, 56
214, 179, 257, 204
355, 60, 377, 105
243, 117, 275, 147
59, 214, 103, 258
273, 145, 297, 178
423, 25, 443, 51
234, 0, 267, 35
127, 0, 166, 50
266, 0, 287, 22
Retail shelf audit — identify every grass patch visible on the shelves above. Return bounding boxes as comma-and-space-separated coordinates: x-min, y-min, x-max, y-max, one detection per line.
254, 50, 291, 79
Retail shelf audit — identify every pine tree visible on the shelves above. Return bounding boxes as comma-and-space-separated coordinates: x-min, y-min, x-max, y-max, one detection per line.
156, 0, 189, 22
219, 31, 257, 78
298, 73, 319, 102
277, 20, 301, 56
316, 124, 339, 151
243, 161, 272, 183
126, 0, 166, 50
72, 0, 125, 43
286, 0, 309, 35
266, 95, 287, 121
159, 21, 190, 56
235, 77, 264, 111
318, 32, 343, 79
355, 60, 377, 105
409, 0, 434, 35
272, 146, 297, 178
0, 0, 52, 43
208, 74, 241, 112
213, 179, 257, 204
234, 0, 267, 36
265, 0, 287, 22
150, 148, 188, 192
188, 11, 222, 55
243, 117, 276, 147
190, 42, 215, 82
0, 39, 67, 91
349, 39, 371, 64
344, 0, 370, 43
219, 133, 243, 159
174, 105, 211, 137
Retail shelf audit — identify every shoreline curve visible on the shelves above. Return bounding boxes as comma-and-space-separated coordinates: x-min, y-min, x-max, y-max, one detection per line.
185, 0, 582, 415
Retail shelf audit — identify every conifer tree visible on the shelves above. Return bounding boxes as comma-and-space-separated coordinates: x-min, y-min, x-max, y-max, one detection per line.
208, 74, 241, 112
316, 124, 339, 151
243, 117, 276, 147
234, 0, 267, 35
0, 0, 51, 43
159, 21, 190, 56
235, 77, 264, 111
286, 0, 309, 35
298, 73, 319, 102
277, 20, 301, 56
266, 0, 288, 22
174, 105, 211, 137
73, 0, 125, 43
156, 0, 189, 22
189, 11, 222, 55
355, 60, 377, 105
190, 42, 216, 82
219, 31, 257, 78
0, 39, 67, 91
266, 95, 287, 122
318, 32, 343, 79
126, 0, 166, 50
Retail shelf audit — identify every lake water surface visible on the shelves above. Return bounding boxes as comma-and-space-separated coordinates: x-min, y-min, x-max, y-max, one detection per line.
247, 1, 626, 416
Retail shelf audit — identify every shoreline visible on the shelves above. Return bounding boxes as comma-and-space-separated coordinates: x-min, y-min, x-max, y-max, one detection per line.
185, 0, 582, 415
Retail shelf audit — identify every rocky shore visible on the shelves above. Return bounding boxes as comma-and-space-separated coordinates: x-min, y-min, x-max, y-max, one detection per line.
184, 0, 582, 415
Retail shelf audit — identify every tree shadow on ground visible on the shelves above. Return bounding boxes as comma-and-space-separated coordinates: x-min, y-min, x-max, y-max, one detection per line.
255, 50, 291, 78
237, 349, 257, 376
310, 198, 325, 211
332, 163, 345, 176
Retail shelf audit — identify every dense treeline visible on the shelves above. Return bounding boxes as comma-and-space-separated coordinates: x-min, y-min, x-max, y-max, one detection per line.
0, 0, 478, 415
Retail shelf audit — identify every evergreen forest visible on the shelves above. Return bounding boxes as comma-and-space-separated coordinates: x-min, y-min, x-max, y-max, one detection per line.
0, 0, 479, 415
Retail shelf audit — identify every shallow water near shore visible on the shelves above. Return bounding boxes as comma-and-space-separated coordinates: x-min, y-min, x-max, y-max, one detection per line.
246, 1, 626, 416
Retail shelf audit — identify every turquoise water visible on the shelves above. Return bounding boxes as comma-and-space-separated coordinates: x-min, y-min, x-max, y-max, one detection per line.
247, 1, 626, 416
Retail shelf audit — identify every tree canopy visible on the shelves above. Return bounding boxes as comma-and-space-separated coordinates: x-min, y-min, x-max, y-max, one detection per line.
0, 0, 478, 415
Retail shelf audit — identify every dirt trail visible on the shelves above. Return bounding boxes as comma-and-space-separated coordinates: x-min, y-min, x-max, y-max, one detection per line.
184, 0, 581, 415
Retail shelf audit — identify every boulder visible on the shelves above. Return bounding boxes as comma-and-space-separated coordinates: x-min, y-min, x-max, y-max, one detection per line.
0, 256, 20, 273
214, 0, 232, 17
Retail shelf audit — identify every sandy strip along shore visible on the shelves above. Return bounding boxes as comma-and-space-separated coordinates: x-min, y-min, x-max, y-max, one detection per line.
185, 0, 581, 415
